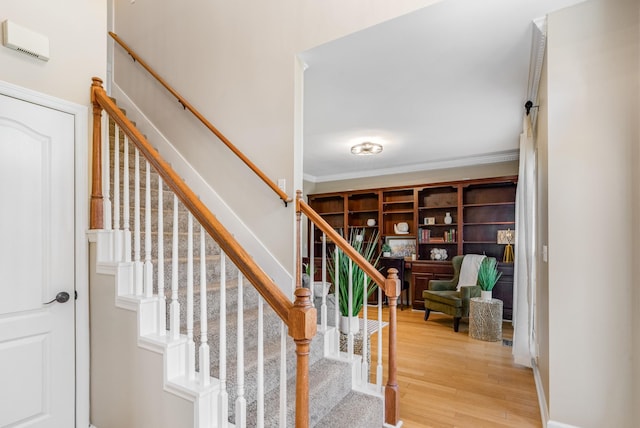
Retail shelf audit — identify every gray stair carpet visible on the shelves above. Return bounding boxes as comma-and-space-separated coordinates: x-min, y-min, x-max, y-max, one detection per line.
108, 115, 382, 427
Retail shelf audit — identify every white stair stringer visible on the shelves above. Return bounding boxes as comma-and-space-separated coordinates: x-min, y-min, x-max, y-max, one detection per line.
90, 230, 219, 428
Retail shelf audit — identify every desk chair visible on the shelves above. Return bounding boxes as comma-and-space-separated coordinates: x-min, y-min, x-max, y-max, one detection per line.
379, 257, 410, 310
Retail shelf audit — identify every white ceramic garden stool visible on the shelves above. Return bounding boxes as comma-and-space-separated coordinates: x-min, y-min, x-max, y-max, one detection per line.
469, 297, 503, 341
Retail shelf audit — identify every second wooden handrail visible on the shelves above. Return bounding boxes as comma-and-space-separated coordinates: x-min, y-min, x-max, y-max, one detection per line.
108, 32, 292, 206
297, 194, 386, 290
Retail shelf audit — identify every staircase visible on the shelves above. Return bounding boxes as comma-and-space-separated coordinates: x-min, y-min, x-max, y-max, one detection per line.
90, 96, 385, 427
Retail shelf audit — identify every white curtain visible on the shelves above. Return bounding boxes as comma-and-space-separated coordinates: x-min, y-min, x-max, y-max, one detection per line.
512, 115, 536, 367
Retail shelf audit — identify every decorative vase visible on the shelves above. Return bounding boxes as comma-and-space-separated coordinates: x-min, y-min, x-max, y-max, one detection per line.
367, 218, 376, 227
301, 273, 310, 289
339, 315, 360, 334
383, 251, 391, 257
444, 212, 453, 225
480, 290, 492, 301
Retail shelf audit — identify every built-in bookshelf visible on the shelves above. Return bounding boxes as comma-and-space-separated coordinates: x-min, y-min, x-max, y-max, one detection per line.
417, 185, 459, 259
307, 175, 517, 318
462, 182, 517, 259
381, 188, 415, 238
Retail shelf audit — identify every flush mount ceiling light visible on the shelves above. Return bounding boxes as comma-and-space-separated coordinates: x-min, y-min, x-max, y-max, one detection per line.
350, 141, 383, 155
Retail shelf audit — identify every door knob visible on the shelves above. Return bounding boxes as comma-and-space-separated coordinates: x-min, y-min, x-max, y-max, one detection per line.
44, 291, 70, 304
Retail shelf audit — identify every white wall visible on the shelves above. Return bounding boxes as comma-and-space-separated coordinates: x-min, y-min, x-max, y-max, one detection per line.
0, 1, 106, 107
89, 244, 195, 428
546, 1, 638, 426
111, 0, 440, 273
535, 54, 550, 409
634, 4, 640, 422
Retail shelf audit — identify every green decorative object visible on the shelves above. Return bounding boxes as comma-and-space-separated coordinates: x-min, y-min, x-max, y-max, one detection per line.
477, 257, 503, 292
328, 228, 381, 317
381, 243, 391, 257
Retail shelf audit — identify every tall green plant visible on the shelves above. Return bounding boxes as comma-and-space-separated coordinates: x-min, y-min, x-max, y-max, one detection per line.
328, 228, 380, 317
477, 257, 502, 291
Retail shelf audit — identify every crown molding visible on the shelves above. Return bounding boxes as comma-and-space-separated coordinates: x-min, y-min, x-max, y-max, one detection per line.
527, 16, 547, 128
304, 149, 519, 183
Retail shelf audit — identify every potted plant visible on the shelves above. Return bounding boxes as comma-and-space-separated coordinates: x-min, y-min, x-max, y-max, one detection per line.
328, 228, 381, 334
477, 257, 502, 301
381, 243, 392, 257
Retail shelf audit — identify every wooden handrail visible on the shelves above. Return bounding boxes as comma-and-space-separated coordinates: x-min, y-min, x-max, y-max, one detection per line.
92, 77, 314, 426
296, 193, 387, 290
108, 32, 292, 206
297, 190, 400, 426
91, 77, 292, 322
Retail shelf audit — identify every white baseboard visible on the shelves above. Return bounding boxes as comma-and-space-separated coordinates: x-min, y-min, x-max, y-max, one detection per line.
547, 421, 580, 428
109, 83, 293, 295
532, 360, 550, 428
532, 360, 580, 428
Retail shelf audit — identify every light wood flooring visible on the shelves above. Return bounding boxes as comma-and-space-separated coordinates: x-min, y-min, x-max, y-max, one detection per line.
368, 308, 541, 428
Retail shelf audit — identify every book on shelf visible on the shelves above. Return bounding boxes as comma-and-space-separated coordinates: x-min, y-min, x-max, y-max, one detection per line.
419, 228, 456, 243
443, 229, 456, 243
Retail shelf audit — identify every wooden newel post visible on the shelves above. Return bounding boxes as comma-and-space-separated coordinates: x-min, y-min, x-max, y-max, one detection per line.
90, 77, 104, 229
384, 268, 400, 426
289, 287, 317, 428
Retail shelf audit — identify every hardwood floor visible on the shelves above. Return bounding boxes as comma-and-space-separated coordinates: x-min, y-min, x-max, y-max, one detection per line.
368, 308, 542, 428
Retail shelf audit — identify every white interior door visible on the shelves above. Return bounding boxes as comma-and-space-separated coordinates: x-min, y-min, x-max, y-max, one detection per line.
0, 94, 75, 427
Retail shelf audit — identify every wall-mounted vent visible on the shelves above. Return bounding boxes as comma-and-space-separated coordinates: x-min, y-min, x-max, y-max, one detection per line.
2, 20, 50, 61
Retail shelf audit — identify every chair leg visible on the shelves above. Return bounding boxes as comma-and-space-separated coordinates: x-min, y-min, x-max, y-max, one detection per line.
453, 317, 461, 332
424, 308, 431, 321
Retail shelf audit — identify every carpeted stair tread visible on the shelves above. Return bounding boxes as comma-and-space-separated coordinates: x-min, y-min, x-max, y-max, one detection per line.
218, 328, 327, 424
190, 304, 283, 361
246, 357, 352, 427
314, 390, 383, 428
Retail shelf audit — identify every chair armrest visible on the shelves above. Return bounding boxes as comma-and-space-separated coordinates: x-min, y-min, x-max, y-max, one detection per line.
428, 279, 457, 291
458, 285, 480, 299
459, 285, 481, 314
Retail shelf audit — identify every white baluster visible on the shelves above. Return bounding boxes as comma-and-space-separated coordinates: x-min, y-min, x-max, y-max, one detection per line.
334, 248, 340, 355
376, 286, 383, 392
361, 274, 368, 385
112, 124, 122, 261
348, 260, 354, 358
279, 321, 286, 428
235, 273, 246, 428
186, 213, 195, 380
256, 296, 264, 428
218, 251, 228, 427
199, 225, 210, 385
122, 136, 131, 265
102, 113, 111, 232
133, 148, 143, 295
157, 177, 166, 336
321, 232, 327, 332
170, 195, 180, 341
309, 224, 314, 308
144, 160, 153, 297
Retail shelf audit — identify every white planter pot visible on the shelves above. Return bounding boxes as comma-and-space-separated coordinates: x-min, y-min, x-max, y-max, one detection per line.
339, 315, 360, 335
312, 281, 331, 298
480, 290, 493, 301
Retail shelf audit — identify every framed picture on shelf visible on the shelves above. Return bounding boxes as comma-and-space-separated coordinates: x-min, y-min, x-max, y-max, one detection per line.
386, 237, 416, 257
